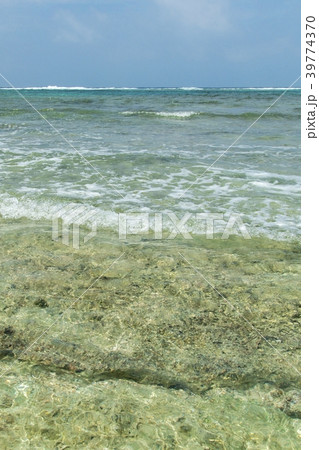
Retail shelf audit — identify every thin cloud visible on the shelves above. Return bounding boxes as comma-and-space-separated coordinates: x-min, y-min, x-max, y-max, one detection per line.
54, 11, 102, 44
154, 0, 231, 32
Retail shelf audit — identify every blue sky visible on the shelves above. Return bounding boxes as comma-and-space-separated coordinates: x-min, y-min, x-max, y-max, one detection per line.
0, 0, 300, 88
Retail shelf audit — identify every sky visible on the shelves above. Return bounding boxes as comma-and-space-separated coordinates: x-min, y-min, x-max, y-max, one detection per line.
0, 0, 300, 88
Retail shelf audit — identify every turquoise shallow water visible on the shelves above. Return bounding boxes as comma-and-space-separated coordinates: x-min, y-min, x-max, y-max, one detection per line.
0, 88, 300, 448
0, 219, 301, 448
0, 87, 300, 239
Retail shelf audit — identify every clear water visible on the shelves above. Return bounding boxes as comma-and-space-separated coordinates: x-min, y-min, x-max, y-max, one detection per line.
0, 88, 300, 448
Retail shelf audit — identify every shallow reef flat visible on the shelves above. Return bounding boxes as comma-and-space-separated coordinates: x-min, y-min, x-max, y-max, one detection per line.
0, 217, 300, 448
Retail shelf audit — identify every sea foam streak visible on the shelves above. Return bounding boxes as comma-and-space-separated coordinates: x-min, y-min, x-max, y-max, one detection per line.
122, 111, 199, 118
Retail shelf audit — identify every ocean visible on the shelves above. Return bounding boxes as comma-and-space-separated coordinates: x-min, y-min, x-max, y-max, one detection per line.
0, 87, 300, 238
0, 87, 301, 448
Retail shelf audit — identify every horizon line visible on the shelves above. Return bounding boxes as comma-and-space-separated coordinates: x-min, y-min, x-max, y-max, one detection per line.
0, 85, 301, 90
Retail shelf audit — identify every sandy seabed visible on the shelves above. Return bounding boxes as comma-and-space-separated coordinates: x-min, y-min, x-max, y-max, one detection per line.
0, 218, 300, 448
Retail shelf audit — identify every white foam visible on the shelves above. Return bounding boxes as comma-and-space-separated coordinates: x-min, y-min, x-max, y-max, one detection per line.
122, 111, 199, 118
157, 111, 199, 118
250, 180, 300, 193
180, 87, 204, 91
0, 194, 118, 228
0, 86, 138, 91
218, 87, 301, 91
0, 192, 300, 240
